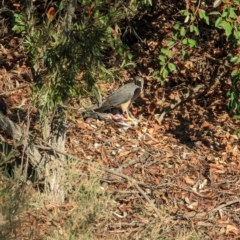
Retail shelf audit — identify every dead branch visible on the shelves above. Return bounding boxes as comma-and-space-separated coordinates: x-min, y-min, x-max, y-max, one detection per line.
157, 84, 205, 123
209, 199, 240, 214
116, 152, 151, 172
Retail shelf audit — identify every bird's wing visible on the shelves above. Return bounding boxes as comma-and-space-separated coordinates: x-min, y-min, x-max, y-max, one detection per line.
96, 82, 138, 112
131, 87, 141, 103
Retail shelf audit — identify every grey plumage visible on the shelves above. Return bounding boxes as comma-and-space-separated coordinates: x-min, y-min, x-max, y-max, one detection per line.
95, 76, 144, 114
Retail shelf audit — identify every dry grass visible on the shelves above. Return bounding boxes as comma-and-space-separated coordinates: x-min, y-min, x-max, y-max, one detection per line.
0, 157, 115, 240
0, 155, 198, 240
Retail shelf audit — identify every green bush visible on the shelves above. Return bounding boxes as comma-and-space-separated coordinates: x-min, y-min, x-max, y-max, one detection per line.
12, 0, 148, 117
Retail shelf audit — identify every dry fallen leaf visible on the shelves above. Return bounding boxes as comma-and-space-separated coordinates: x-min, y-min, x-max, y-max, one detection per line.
232, 145, 238, 157
184, 175, 195, 185
118, 150, 131, 157
226, 224, 239, 235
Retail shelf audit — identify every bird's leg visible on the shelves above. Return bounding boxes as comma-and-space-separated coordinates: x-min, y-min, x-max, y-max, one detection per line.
124, 109, 137, 121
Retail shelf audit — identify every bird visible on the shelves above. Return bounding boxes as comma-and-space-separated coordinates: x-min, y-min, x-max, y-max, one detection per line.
94, 76, 144, 120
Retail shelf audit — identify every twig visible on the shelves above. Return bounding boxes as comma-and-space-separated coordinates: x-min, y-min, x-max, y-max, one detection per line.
158, 84, 205, 123
35, 144, 162, 219
116, 152, 150, 172
174, 184, 206, 198
209, 199, 240, 214
0, 85, 28, 96
157, 61, 228, 123
179, 199, 240, 220
111, 221, 144, 227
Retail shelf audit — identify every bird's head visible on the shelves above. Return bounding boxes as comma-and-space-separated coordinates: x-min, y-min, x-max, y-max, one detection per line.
134, 76, 144, 91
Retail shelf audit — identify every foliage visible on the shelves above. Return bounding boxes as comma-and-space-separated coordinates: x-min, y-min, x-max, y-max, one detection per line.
155, 0, 240, 118
0, 141, 16, 167
154, 2, 202, 84
213, 1, 240, 116
211, 1, 240, 116
11, 0, 146, 119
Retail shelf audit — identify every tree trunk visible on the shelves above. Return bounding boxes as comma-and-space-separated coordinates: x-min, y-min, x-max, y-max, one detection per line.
0, 110, 67, 204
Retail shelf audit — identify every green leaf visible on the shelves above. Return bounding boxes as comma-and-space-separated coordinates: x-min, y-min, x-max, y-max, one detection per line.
120, 59, 126, 67
215, 17, 223, 27
59, 1, 64, 10
109, 40, 114, 48
117, 47, 124, 55
127, 53, 133, 60
162, 68, 169, 78
231, 69, 240, 76
160, 77, 165, 86
166, 50, 173, 58
209, 11, 221, 15
229, 8, 237, 19
152, 70, 159, 78
230, 100, 238, 110
12, 25, 25, 33
167, 62, 176, 72
226, 91, 231, 97
188, 39, 197, 48
230, 56, 238, 63
193, 26, 199, 35
190, 25, 194, 32
198, 10, 209, 25
233, 129, 240, 137
173, 23, 180, 30
204, 15, 209, 25
198, 10, 204, 19
12, 13, 21, 22
222, 9, 228, 18
220, 21, 232, 37
167, 41, 175, 47
122, 44, 130, 50
182, 38, 188, 45
182, 50, 188, 60
180, 9, 189, 17
180, 27, 186, 36
233, 115, 240, 119
161, 48, 168, 54
159, 54, 166, 63
172, 33, 179, 40
106, 26, 112, 34
161, 48, 172, 58
233, 29, 240, 39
